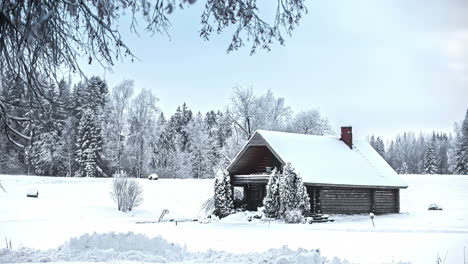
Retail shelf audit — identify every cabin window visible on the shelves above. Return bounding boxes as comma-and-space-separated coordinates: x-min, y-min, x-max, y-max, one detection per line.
234, 186, 246, 209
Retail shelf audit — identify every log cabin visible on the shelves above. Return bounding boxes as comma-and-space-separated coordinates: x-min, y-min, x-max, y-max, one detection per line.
227, 127, 408, 214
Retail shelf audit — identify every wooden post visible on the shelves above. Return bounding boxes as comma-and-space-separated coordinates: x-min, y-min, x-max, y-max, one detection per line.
370, 189, 376, 213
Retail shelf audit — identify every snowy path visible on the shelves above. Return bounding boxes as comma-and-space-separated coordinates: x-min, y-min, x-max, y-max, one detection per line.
1, 174, 468, 263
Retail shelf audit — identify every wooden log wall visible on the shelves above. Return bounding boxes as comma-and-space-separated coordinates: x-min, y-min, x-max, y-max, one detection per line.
373, 189, 397, 214
315, 187, 400, 214
320, 188, 371, 214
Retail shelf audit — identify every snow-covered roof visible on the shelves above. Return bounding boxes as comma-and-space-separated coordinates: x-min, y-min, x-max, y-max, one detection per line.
228, 130, 408, 188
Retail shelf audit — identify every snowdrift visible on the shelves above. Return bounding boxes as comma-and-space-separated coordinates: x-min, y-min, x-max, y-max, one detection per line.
0, 232, 337, 264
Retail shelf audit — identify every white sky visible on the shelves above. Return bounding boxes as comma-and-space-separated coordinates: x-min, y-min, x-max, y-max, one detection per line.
77, 0, 468, 140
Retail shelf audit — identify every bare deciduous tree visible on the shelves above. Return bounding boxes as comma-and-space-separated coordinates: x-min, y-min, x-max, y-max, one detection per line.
227, 85, 256, 139
127, 89, 159, 177
104, 80, 134, 171
286, 109, 333, 136
0, 0, 307, 147
228, 86, 291, 140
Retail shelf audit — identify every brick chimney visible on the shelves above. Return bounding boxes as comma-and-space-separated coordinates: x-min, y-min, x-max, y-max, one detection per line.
340, 126, 353, 149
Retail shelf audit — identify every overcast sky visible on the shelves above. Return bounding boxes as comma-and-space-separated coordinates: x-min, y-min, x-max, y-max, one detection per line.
78, 0, 468, 140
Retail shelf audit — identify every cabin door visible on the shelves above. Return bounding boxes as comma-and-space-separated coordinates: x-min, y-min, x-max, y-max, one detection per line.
306, 186, 321, 214
245, 184, 265, 211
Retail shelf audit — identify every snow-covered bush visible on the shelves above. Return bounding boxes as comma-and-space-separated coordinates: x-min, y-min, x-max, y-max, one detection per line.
279, 163, 310, 218
110, 172, 143, 212
428, 203, 443, 210
284, 209, 304, 224
263, 168, 281, 218
213, 169, 234, 218
263, 163, 310, 221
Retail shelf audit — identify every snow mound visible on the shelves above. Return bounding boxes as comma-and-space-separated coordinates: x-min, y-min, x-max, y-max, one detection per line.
190, 246, 324, 264
0, 232, 185, 263
0, 232, 343, 264
219, 211, 264, 223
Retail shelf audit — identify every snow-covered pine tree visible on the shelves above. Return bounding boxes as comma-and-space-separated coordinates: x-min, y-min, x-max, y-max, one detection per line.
436, 132, 449, 174
173, 150, 191, 178
73, 77, 108, 177
28, 80, 70, 176
397, 161, 409, 174
263, 168, 281, 218
215, 110, 233, 149
170, 103, 193, 152
278, 163, 310, 217
369, 135, 376, 149
150, 118, 178, 178
375, 137, 385, 157
75, 109, 103, 177
213, 169, 234, 218
188, 112, 216, 179
30, 131, 65, 176
61, 117, 75, 177
454, 109, 468, 175
422, 135, 438, 174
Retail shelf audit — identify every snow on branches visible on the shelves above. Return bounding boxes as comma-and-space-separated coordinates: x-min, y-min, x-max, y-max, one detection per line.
213, 169, 234, 218
263, 163, 310, 220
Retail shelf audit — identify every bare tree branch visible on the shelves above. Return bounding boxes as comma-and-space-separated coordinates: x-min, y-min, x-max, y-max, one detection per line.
1, 0, 306, 144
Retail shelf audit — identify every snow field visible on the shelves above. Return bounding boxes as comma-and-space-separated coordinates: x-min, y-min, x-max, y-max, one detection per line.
0, 174, 468, 263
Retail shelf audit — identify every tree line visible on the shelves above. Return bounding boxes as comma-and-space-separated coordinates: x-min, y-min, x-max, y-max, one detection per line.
369, 109, 468, 175
0, 78, 332, 178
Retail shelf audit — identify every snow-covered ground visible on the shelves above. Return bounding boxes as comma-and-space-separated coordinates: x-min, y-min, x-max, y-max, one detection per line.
0, 174, 467, 264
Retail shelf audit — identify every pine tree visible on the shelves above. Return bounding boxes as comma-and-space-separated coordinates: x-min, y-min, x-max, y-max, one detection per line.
369, 135, 376, 149
436, 133, 449, 174
151, 120, 178, 178
170, 103, 193, 152
73, 77, 108, 177
375, 137, 385, 157
397, 161, 409, 174
263, 168, 281, 218
75, 109, 103, 177
30, 131, 65, 176
28, 81, 70, 176
278, 163, 310, 217
422, 135, 438, 174
213, 169, 234, 218
454, 109, 468, 175
188, 113, 216, 178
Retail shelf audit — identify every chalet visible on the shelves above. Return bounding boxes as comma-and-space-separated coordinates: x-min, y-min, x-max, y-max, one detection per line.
227, 127, 408, 214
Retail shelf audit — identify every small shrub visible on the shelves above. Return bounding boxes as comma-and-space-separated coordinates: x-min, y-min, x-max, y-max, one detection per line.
110, 172, 143, 212
200, 197, 215, 216
284, 209, 304, 224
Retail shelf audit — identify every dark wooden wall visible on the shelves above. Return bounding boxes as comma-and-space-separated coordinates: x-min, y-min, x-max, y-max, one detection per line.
229, 146, 282, 175
312, 187, 400, 214
373, 189, 399, 214
320, 188, 372, 214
